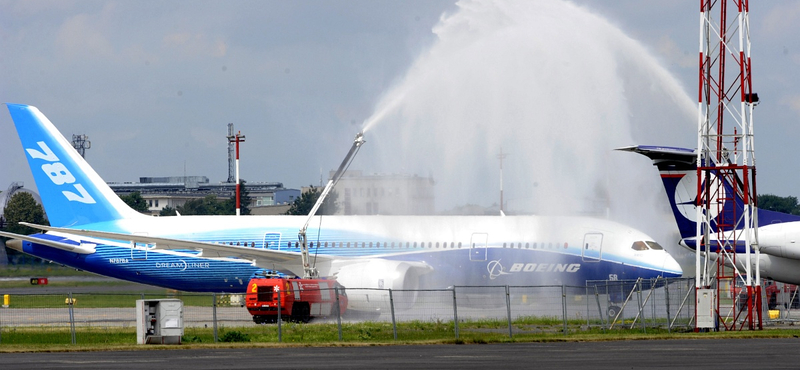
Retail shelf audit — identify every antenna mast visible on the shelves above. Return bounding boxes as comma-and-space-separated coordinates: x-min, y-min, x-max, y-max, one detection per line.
71, 134, 91, 158
696, 0, 760, 330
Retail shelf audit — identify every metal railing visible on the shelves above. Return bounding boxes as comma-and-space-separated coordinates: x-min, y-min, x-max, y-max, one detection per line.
0, 278, 698, 344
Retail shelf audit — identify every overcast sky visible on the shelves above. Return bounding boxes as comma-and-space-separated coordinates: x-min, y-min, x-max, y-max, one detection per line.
2, 0, 799, 214
577, 0, 800, 201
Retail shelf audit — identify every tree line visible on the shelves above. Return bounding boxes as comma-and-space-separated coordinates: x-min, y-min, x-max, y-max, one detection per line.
119, 183, 337, 216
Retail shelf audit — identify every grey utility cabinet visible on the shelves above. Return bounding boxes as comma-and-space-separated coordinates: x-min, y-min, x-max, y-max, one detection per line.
136, 299, 183, 344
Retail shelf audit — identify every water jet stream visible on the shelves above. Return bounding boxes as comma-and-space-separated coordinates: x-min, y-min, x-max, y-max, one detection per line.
360, 0, 695, 253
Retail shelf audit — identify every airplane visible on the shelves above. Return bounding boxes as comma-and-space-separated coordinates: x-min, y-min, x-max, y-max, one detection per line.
621, 145, 800, 285
1, 103, 682, 310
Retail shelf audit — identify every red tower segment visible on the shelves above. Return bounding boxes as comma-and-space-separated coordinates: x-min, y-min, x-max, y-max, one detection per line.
696, 0, 761, 331
228, 130, 246, 216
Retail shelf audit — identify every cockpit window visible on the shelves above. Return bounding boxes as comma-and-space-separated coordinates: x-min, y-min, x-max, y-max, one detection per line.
645, 241, 664, 250
631, 241, 665, 251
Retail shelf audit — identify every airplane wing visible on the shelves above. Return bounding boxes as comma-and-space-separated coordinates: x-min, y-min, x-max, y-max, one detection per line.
0, 230, 96, 254
19, 222, 329, 267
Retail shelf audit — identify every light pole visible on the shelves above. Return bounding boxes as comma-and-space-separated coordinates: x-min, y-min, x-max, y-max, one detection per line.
227, 129, 246, 216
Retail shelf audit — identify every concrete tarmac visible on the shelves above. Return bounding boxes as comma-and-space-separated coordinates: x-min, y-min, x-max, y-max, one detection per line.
2, 338, 800, 369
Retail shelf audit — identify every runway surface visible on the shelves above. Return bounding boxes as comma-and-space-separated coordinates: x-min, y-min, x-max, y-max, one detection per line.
3, 338, 800, 369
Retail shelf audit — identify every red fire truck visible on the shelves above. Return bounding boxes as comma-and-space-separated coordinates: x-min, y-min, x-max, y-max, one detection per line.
245, 276, 348, 324
765, 281, 799, 310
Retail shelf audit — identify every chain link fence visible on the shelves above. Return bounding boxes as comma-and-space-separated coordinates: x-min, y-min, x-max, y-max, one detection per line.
1, 278, 698, 344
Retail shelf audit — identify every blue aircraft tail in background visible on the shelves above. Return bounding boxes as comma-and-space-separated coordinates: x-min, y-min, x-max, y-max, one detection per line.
5, 103, 144, 227
620, 145, 800, 242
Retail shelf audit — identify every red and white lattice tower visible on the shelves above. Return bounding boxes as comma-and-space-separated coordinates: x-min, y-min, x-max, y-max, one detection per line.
696, 0, 761, 330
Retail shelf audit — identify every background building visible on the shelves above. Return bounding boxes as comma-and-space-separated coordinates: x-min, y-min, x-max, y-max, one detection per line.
331, 170, 435, 215
108, 176, 300, 215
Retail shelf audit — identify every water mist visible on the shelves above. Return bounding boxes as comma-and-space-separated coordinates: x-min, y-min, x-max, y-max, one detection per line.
360, 0, 696, 265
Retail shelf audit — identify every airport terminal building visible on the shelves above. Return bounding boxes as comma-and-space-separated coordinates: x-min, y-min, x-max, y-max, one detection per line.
331, 170, 435, 215
105, 171, 436, 216
108, 176, 301, 215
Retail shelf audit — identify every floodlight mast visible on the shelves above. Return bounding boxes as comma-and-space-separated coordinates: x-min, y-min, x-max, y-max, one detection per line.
298, 132, 365, 278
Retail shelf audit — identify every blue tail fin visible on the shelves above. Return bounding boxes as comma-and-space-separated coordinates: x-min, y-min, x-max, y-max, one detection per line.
6, 104, 144, 227
620, 145, 800, 239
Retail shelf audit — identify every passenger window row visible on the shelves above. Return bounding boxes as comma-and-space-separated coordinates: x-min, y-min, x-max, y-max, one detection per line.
501, 242, 569, 250
246, 241, 571, 250
283, 241, 466, 249
223, 240, 576, 251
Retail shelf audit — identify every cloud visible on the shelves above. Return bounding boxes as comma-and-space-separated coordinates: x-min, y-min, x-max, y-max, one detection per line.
4, 0, 78, 17
780, 95, 800, 116
55, 12, 114, 59
656, 35, 694, 68
189, 126, 224, 149
162, 32, 227, 58
761, 2, 800, 37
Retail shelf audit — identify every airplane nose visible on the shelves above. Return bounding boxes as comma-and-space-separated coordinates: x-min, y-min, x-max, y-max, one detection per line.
5, 239, 24, 252
662, 252, 683, 277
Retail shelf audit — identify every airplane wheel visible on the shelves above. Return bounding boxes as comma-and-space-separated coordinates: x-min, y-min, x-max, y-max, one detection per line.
607, 306, 621, 318
253, 315, 278, 324
300, 304, 312, 323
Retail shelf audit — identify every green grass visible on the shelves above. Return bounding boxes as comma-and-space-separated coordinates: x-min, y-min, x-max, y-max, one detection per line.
3, 318, 798, 352
1, 292, 218, 308
0, 265, 97, 278
0, 280, 136, 289
0, 327, 132, 346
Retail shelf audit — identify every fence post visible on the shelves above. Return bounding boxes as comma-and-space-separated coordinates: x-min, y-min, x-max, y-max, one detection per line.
651, 278, 657, 326
277, 288, 282, 343
0, 295, 4, 344
637, 279, 646, 333
212, 293, 218, 343
561, 285, 568, 335
593, 285, 606, 333
389, 289, 397, 341
335, 286, 342, 341
585, 285, 590, 327
665, 278, 671, 333
452, 288, 459, 340
505, 285, 513, 338
68, 292, 76, 344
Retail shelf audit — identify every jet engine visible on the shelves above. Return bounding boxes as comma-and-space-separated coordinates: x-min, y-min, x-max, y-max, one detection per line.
332, 259, 432, 311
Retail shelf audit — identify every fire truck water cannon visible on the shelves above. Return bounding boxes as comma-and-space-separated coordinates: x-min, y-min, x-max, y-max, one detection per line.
298, 132, 365, 279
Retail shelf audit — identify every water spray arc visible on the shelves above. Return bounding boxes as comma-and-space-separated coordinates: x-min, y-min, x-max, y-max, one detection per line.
361, 0, 696, 224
